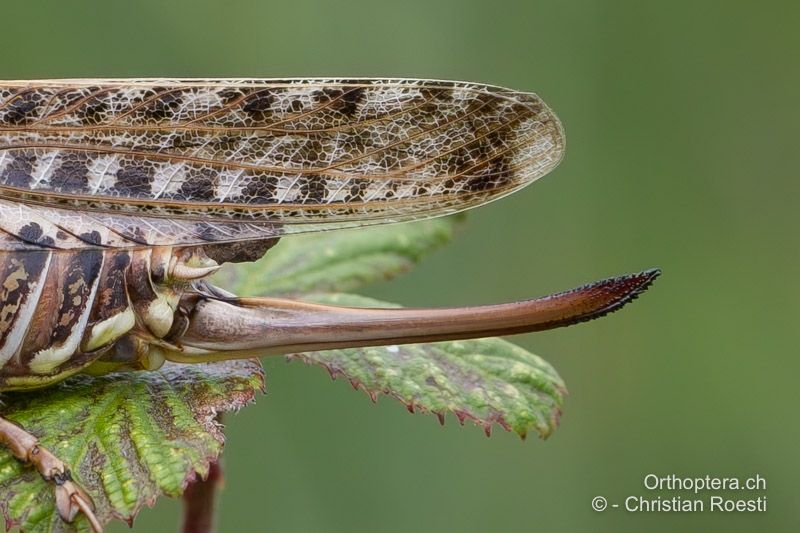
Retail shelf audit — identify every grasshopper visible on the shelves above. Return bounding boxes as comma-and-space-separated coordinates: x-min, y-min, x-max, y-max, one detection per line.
0, 79, 658, 531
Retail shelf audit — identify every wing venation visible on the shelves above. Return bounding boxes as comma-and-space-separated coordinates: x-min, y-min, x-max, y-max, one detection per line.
0, 79, 564, 250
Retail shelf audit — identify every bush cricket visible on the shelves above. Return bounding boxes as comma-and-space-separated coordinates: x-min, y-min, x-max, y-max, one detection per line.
0, 79, 659, 530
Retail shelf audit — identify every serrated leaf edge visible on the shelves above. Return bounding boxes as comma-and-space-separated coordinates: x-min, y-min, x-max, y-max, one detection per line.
286, 352, 566, 440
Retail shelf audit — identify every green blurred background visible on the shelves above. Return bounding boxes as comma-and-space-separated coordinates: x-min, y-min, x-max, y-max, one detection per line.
1, 1, 798, 531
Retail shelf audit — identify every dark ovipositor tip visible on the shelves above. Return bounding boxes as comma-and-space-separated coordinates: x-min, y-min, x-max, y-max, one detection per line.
624, 267, 662, 298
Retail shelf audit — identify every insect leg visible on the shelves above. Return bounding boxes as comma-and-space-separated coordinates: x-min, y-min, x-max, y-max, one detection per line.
0, 417, 102, 532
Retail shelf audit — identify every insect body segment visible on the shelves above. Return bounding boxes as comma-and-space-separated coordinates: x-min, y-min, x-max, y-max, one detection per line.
0, 245, 194, 389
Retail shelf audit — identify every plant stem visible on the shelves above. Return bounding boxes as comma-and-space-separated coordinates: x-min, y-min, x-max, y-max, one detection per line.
181, 459, 223, 533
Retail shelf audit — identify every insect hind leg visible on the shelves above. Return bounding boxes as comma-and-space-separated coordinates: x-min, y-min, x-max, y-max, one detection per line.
0, 416, 102, 532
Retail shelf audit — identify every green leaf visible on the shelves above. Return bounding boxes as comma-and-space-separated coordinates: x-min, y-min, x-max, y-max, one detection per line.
0, 359, 264, 532
227, 216, 459, 296
288, 293, 566, 440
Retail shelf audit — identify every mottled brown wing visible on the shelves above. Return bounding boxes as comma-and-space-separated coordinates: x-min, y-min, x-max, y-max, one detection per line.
0, 79, 563, 250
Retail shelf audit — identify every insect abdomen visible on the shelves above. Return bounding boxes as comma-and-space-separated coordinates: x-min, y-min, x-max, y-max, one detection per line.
0, 246, 177, 390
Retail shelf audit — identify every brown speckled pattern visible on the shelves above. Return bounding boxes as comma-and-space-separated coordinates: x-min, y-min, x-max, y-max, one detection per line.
0, 79, 563, 248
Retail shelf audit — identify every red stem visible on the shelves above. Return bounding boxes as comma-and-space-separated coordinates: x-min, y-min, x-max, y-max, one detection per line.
181, 460, 223, 533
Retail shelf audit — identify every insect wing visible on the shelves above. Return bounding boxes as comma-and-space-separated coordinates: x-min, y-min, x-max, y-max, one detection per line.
0, 79, 563, 250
